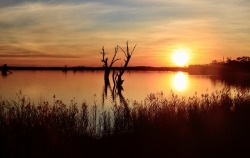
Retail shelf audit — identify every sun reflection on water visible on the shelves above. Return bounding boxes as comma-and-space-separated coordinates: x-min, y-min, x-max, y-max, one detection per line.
172, 72, 188, 91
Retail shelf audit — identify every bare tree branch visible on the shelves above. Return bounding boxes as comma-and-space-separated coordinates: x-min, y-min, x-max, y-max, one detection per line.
126, 41, 129, 56
118, 45, 126, 57
100, 46, 108, 68
110, 46, 120, 67
131, 44, 137, 55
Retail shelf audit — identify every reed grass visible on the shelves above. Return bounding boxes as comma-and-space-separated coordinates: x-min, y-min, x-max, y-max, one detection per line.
1, 89, 250, 157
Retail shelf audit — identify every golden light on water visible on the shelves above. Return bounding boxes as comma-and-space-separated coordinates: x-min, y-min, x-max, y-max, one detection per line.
172, 72, 188, 91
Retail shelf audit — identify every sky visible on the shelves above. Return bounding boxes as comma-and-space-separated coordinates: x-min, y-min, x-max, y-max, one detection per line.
1, 0, 250, 67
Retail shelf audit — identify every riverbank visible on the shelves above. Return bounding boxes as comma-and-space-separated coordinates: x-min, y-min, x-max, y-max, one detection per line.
1, 64, 250, 76
1, 66, 187, 72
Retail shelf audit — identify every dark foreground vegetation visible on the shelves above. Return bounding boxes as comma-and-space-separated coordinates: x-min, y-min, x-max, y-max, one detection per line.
1, 90, 250, 158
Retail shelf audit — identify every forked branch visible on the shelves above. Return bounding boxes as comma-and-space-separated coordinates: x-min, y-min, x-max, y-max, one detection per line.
116, 41, 137, 89
100, 46, 120, 82
118, 41, 137, 59
110, 46, 120, 67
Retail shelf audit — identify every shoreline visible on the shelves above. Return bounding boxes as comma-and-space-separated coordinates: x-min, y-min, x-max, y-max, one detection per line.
1, 65, 250, 76
1, 66, 188, 72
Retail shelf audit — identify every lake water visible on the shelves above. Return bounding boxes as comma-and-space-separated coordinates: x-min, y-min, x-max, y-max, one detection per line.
0, 70, 244, 106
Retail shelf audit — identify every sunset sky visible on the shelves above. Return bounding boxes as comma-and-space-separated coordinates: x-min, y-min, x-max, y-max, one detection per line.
1, 0, 250, 67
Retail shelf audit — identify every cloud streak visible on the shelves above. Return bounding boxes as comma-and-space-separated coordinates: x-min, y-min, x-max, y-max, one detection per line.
1, 0, 250, 66
0, 46, 80, 58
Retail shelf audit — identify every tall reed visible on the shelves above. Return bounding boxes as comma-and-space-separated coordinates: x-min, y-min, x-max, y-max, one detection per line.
1, 89, 250, 157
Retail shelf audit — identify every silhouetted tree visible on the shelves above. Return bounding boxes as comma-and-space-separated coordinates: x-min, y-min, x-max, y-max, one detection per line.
100, 46, 120, 83
114, 41, 137, 92
101, 41, 137, 103
101, 46, 120, 105
237, 56, 250, 63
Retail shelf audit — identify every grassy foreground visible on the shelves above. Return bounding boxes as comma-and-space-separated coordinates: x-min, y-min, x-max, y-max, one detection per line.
1, 90, 250, 158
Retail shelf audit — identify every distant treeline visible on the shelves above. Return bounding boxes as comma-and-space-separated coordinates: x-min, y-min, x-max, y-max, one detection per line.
1, 66, 187, 72
188, 56, 250, 75
1, 66, 103, 71
2, 56, 250, 75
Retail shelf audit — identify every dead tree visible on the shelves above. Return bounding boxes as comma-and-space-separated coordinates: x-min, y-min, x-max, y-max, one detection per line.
101, 46, 120, 104
115, 41, 137, 92
100, 46, 120, 83
101, 41, 136, 100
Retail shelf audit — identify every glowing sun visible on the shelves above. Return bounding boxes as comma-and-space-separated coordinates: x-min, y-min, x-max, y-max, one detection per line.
172, 49, 189, 66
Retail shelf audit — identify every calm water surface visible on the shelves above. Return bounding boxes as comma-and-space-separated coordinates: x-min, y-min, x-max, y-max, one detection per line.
0, 70, 232, 106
